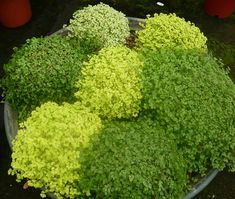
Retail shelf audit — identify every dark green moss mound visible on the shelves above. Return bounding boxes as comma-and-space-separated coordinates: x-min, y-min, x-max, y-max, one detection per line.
79, 118, 187, 199
140, 48, 235, 173
2, 35, 86, 121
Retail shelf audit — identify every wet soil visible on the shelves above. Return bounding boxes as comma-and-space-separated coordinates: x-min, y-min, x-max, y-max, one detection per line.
0, 0, 234, 198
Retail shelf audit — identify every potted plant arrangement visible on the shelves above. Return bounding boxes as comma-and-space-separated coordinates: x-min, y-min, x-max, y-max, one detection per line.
2, 3, 235, 199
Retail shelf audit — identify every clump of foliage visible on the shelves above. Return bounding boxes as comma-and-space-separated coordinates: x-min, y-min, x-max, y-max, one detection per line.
75, 46, 144, 119
136, 13, 207, 51
79, 118, 187, 199
67, 3, 130, 51
140, 48, 235, 173
1, 35, 85, 121
9, 102, 102, 199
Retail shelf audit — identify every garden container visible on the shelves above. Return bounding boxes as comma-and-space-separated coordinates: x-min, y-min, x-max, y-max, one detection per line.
204, 0, 235, 18
0, 0, 32, 28
3, 17, 219, 199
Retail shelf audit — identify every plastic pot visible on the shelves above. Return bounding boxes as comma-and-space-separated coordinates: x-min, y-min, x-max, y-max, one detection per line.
0, 0, 32, 28
204, 0, 235, 18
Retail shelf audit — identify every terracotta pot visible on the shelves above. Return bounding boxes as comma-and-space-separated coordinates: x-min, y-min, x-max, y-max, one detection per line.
0, 0, 32, 28
204, 0, 235, 18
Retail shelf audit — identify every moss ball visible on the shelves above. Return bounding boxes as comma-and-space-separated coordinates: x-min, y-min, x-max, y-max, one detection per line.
9, 102, 102, 199
136, 13, 207, 51
140, 48, 235, 173
75, 46, 144, 119
2, 35, 85, 121
79, 118, 187, 199
67, 3, 130, 51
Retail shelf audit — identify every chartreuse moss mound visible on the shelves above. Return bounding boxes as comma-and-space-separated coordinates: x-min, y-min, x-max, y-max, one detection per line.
136, 13, 207, 51
75, 46, 144, 119
9, 102, 102, 199
140, 48, 235, 173
2, 35, 85, 122
79, 118, 188, 199
67, 3, 130, 51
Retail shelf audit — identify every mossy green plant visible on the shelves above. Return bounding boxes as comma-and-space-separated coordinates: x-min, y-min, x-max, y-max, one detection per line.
79, 117, 188, 199
75, 46, 144, 119
1, 35, 86, 121
136, 13, 207, 51
140, 48, 235, 173
9, 102, 102, 199
67, 3, 130, 51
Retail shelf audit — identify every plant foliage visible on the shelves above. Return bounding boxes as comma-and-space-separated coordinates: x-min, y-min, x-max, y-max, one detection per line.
136, 13, 207, 51
67, 3, 130, 51
9, 102, 102, 199
1, 35, 85, 121
6, 3, 235, 199
79, 118, 187, 199
140, 48, 235, 173
75, 46, 144, 119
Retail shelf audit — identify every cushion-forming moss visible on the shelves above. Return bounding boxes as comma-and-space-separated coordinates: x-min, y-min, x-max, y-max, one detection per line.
75, 46, 144, 119
136, 13, 207, 51
9, 102, 102, 199
67, 3, 130, 51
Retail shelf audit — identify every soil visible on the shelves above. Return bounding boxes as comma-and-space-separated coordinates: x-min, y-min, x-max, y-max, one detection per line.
0, 0, 234, 199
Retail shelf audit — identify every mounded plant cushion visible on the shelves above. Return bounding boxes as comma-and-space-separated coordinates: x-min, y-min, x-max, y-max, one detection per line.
9, 102, 102, 199
67, 3, 130, 51
140, 48, 235, 173
136, 13, 207, 51
75, 46, 144, 119
2, 35, 85, 121
79, 118, 187, 199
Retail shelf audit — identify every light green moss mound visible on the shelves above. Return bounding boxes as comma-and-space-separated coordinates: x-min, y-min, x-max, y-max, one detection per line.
140, 48, 235, 173
79, 118, 187, 199
75, 46, 144, 119
9, 102, 102, 199
136, 13, 207, 51
2, 36, 85, 121
67, 3, 130, 51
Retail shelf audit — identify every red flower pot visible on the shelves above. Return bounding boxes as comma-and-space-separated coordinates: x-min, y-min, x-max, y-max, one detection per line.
204, 0, 235, 18
0, 0, 32, 28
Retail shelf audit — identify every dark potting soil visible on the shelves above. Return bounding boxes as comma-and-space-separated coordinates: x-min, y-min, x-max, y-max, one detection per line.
0, 0, 235, 199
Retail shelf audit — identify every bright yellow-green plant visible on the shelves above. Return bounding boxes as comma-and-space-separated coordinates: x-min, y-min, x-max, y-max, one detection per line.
9, 102, 102, 199
140, 48, 235, 173
136, 13, 207, 51
1, 35, 85, 121
67, 3, 130, 51
75, 46, 144, 119
79, 117, 188, 199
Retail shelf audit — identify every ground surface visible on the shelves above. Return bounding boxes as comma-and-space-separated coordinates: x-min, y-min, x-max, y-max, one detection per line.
0, 0, 235, 198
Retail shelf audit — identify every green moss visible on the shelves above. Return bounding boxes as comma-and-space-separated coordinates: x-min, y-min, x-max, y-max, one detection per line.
79, 118, 187, 199
2, 35, 86, 121
136, 13, 207, 51
67, 3, 130, 51
75, 46, 144, 119
9, 102, 102, 199
140, 48, 235, 173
